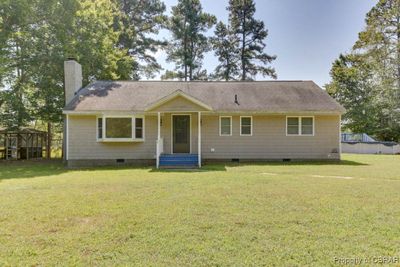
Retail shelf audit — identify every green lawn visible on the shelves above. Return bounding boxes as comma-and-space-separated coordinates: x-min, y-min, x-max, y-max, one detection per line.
0, 154, 399, 266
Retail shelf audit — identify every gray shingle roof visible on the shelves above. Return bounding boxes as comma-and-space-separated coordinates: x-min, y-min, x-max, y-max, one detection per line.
64, 81, 345, 113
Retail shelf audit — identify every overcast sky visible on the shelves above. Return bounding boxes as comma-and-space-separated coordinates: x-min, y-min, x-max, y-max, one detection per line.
153, 0, 376, 87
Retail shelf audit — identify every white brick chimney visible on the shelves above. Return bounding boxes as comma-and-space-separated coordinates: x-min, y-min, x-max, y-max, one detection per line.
64, 59, 82, 105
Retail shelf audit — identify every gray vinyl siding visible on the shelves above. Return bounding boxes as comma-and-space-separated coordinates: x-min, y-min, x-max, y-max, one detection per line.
67, 115, 157, 160
67, 114, 340, 161
201, 115, 340, 159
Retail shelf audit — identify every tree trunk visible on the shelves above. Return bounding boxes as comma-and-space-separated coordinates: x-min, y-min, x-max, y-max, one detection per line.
241, 11, 246, 81
189, 40, 194, 80
226, 57, 230, 81
47, 122, 51, 159
397, 14, 400, 100
184, 17, 188, 81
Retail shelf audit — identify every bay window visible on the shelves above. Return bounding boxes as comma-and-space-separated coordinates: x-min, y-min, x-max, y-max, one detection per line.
135, 118, 143, 139
106, 118, 132, 138
97, 117, 103, 139
97, 115, 144, 141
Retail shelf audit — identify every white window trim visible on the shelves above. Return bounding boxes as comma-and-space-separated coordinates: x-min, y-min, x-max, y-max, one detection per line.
240, 116, 253, 136
134, 116, 145, 140
286, 116, 315, 136
219, 116, 232, 136
96, 115, 145, 142
96, 115, 103, 141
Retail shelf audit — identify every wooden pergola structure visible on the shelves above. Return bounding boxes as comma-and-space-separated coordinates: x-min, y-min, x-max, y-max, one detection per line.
0, 128, 47, 160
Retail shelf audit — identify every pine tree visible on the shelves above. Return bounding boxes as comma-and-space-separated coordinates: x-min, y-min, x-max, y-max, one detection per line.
210, 22, 240, 81
355, 0, 400, 94
227, 0, 276, 80
163, 0, 216, 81
116, 0, 167, 79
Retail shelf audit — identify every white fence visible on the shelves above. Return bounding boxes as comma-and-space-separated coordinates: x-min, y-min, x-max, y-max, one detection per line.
342, 142, 400, 155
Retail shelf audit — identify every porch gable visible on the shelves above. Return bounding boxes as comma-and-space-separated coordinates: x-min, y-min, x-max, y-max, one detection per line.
145, 90, 212, 112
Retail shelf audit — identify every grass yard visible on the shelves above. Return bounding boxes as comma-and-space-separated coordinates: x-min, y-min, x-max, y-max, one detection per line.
0, 154, 400, 266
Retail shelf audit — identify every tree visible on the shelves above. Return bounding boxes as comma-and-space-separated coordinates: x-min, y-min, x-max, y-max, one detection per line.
210, 21, 240, 81
0, 0, 133, 127
0, 0, 36, 129
0, 0, 134, 158
355, 0, 400, 95
327, 0, 400, 141
163, 0, 216, 81
24, 0, 132, 125
227, 0, 276, 80
116, 0, 167, 79
354, 0, 400, 140
0, 88, 32, 130
326, 54, 379, 135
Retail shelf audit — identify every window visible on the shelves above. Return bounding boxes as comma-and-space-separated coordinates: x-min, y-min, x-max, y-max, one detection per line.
220, 116, 232, 136
286, 116, 314, 136
96, 115, 145, 141
106, 117, 132, 138
240, 116, 252, 136
287, 117, 299, 135
301, 117, 313, 135
97, 117, 103, 139
135, 117, 143, 139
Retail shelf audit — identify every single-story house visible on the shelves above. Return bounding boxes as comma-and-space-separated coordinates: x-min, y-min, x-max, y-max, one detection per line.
63, 59, 345, 168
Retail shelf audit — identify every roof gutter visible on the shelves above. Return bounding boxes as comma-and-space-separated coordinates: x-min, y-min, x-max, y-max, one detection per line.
63, 110, 343, 116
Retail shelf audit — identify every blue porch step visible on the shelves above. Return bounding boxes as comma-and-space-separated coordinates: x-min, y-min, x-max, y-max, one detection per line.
159, 154, 199, 168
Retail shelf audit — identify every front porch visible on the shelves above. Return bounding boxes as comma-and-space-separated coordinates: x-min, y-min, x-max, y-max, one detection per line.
155, 112, 203, 169
146, 90, 213, 169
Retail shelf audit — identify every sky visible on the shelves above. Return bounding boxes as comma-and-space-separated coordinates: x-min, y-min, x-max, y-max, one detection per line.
154, 0, 377, 87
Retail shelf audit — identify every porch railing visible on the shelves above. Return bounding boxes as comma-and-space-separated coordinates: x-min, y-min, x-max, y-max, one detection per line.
156, 137, 164, 168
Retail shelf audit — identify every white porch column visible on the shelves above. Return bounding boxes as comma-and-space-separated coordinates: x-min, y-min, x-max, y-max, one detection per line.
198, 111, 201, 167
157, 112, 161, 140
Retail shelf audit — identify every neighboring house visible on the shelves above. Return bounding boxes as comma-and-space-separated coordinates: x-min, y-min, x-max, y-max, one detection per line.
63, 60, 345, 168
